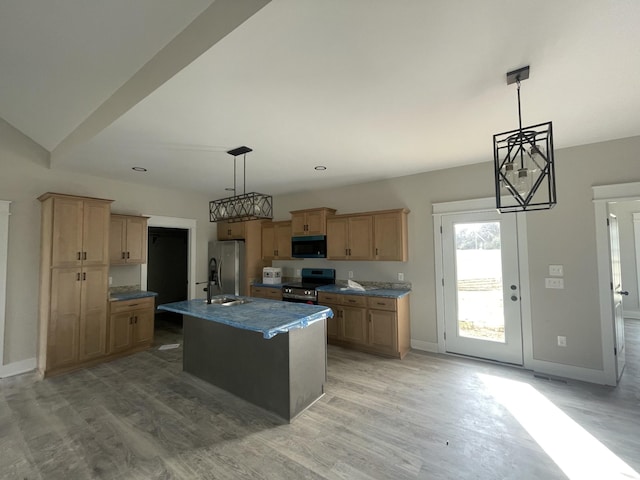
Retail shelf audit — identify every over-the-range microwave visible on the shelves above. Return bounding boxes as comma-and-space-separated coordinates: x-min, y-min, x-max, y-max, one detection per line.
291, 235, 327, 258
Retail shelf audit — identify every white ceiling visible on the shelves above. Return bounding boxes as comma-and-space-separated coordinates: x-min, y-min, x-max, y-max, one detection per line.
2, 0, 640, 198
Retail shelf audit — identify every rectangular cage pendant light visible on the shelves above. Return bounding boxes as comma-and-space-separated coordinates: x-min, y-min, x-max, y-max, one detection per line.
209, 146, 273, 223
493, 66, 557, 213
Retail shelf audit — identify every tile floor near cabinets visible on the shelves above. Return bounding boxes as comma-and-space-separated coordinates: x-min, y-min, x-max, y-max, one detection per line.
1, 320, 640, 479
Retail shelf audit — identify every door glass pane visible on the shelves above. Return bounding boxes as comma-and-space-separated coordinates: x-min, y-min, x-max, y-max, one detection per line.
454, 222, 505, 343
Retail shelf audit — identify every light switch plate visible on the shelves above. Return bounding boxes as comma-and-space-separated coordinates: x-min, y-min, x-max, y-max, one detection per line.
545, 278, 564, 289
398, 272, 404, 281
549, 264, 564, 276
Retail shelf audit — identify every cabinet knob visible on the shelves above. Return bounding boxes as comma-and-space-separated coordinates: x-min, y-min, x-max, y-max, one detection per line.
83, 251, 87, 260
77, 252, 82, 260
76, 272, 81, 281
121, 252, 126, 259
126, 252, 130, 259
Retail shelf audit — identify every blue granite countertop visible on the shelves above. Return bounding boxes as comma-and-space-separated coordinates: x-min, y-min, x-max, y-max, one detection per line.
109, 290, 158, 301
251, 283, 283, 289
157, 296, 333, 339
316, 285, 410, 298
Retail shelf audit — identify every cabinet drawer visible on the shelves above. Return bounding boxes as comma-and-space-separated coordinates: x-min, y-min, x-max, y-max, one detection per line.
318, 292, 340, 304
367, 296, 397, 311
251, 286, 282, 300
341, 294, 367, 308
110, 296, 154, 314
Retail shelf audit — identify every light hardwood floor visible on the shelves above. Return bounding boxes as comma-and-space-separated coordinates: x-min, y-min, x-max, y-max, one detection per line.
2, 319, 639, 479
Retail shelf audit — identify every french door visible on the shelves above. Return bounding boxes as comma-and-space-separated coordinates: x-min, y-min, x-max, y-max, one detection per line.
441, 210, 523, 365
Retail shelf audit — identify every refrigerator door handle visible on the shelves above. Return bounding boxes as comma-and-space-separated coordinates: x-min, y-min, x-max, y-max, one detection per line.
217, 260, 223, 294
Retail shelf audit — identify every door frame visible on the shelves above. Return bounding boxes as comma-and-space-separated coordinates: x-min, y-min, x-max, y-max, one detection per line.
0, 201, 11, 370
140, 215, 198, 300
593, 181, 640, 386
433, 197, 533, 368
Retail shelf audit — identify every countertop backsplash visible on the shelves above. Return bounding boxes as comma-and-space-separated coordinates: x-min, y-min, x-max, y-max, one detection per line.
109, 284, 142, 295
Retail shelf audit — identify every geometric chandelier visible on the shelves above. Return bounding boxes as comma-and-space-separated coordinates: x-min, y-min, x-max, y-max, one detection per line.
493, 66, 557, 213
209, 146, 273, 223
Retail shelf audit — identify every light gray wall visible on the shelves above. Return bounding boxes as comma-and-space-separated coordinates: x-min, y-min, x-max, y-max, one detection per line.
0, 118, 216, 365
274, 135, 640, 372
610, 200, 640, 317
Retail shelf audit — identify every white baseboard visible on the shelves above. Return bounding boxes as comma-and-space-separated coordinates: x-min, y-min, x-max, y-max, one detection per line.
624, 310, 640, 320
410, 339, 439, 353
529, 358, 608, 385
0, 357, 36, 378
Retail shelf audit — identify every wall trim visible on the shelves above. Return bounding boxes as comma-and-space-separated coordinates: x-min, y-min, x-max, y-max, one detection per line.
530, 359, 606, 385
0, 356, 36, 379
625, 310, 640, 320
0, 200, 11, 367
411, 339, 439, 353
141, 215, 197, 300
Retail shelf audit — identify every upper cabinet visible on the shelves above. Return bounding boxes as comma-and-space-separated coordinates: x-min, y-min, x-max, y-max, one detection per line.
43, 194, 111, 268
373, 209, 409, 261
325, 208, 409, 261
290, 207, 336, 236
261, 220, 292, 260
110, 215, 148, 265
217, 220, 245, 240
327, 215, 374, 260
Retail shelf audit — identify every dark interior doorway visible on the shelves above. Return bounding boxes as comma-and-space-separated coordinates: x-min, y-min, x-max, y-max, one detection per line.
148, 227, 188, 329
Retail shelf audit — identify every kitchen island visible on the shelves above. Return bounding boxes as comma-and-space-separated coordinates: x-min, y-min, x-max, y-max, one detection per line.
157, 296, 333, 422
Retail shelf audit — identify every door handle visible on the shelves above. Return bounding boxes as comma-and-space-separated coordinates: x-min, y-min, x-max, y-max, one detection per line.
617, 290, 629, 296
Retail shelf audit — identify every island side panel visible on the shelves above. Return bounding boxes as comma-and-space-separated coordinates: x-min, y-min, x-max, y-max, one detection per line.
183, 315, 291, 420
288, 319, 327, 419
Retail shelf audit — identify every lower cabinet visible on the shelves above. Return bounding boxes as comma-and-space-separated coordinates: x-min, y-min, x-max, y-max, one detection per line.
318, 292, 410, 358
250, 285, 283, 300
109, 297, 155, 354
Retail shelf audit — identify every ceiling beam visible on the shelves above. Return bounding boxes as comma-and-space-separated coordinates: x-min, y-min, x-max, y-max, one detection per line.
50, 0, 271, 164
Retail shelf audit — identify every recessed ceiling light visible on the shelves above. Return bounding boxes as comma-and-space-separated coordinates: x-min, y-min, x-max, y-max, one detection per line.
314, 165, 327, 171
132, 167, 147, 172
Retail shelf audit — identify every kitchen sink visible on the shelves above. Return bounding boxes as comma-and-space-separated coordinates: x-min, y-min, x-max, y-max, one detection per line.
205, 297, 250, 306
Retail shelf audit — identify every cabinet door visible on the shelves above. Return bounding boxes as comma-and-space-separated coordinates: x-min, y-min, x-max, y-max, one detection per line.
79, 266, 108, 360
341, 306, 368, 345
51, 197, 84, 267
290, 213, 307, 236
109, 311, 133, 353
368, 309, 398, 352
217, 220, 245, 240
132, 308, 154, 346
305, 211, 326, 235
327, 217, 349, 259
125, 217, 147, 264
261, 223, 275, 260
83, 200, 111, 266
324, 304, 340, 340
274, 222, 292, 259
109, 216, 127, 264
348, 216, 374, 260
49, 267, 82, 368
374, 212, 407, 261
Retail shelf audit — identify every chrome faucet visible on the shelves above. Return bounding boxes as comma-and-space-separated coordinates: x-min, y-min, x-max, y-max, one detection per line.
207, 257, 218, 304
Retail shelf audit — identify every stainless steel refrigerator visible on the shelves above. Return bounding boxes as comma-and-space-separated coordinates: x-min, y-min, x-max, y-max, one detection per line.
208, 240, 246, 296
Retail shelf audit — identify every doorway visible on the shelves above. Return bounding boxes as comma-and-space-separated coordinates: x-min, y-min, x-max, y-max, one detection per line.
440, 210, 524, 365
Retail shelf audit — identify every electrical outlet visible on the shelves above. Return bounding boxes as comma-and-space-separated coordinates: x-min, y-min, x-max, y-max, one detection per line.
295, 269, 301, 277
545, 278, 564, 289
108, 276, 113, 286
549, 265, 564, 276
348, 271, 354, 279
557, 335, 567, 347
398, 272, 404, 281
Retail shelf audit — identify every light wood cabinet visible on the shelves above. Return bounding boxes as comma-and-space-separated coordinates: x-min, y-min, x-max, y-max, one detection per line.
318, 291, 411, 358
327, 215, 373, 260
109, 296, 155, 354
290, 208, 336, 236
373, 210, 409, 261
217, 220, 245, 240
250, 285, 282, 300
38, 193, 113, 377
261, 221, 292, 260
110, 215, 148, 265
